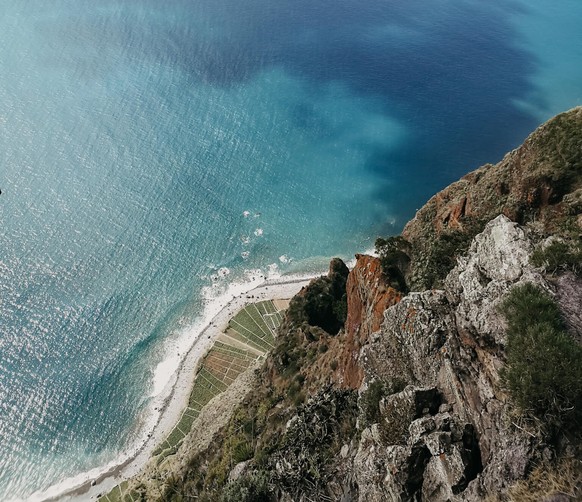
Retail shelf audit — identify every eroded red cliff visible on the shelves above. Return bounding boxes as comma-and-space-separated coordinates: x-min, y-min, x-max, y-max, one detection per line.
338, 254, 402, 388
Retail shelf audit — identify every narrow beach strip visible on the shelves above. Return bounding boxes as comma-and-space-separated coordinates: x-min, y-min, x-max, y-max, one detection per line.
49, 274, 318, 502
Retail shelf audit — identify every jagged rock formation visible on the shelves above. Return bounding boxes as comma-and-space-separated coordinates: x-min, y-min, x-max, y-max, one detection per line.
356, 215, 547, 500
264, 109, 580, 501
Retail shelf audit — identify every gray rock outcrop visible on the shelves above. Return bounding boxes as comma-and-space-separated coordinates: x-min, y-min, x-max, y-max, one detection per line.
355, 215, 549, 501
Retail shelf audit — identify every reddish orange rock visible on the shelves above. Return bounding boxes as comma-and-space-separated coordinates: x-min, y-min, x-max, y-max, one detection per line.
338, 254, 402, 389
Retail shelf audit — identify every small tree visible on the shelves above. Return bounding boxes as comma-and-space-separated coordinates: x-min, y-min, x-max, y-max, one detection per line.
221, 472, 272, 502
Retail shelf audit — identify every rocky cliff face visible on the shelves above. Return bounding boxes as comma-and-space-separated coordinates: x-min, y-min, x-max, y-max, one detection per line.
402, 107, 582, 290
355, 215, 547, 500
339, 254, 402, 389
265, 109, 581, 501
109, 109, 582, 502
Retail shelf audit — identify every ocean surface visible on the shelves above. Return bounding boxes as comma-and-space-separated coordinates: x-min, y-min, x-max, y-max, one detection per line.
0, 0, 580, 499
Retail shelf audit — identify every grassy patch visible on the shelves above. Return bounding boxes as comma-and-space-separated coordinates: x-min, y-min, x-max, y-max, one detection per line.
499, 458, 582, 502
221, 472, 272, 502
361, 380, 385, 427
424, 217, 486, 288
361, 378, 408, 430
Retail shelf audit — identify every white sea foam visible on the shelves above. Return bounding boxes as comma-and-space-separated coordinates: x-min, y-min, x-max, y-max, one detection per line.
217, 267, 230, 277
28, 249, 340, 502
33, 263, 325, 502
149, 352, 181, 398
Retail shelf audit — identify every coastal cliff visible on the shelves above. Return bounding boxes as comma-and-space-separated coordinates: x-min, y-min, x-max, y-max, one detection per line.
102, 108, 582, 501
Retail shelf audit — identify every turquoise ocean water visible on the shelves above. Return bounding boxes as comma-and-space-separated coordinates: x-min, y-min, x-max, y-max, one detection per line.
0, 0, 580, 499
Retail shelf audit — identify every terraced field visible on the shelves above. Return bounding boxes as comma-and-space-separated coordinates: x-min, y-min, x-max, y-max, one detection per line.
99, 299, 287, 502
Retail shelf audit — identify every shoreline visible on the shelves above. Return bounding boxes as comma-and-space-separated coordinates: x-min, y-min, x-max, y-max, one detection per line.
39, 272, 320, 502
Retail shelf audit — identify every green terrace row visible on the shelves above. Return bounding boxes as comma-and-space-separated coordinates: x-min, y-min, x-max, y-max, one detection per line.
151, 357, 245, 458
264, 311, 284, 331
227, 324, 273, 353
99, 481, 141, 502
100, 299, 289, 501
213, 341, 259, 360
232, 303, 275, 338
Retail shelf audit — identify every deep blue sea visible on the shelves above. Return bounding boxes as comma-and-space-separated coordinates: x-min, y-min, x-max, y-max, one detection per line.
0, 0, 581, 499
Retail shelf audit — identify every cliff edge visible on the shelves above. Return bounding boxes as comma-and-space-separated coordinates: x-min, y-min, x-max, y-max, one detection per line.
102, 108, 582, 502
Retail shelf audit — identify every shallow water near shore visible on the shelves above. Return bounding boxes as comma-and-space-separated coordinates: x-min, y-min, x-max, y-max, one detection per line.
0, 0, 581, 499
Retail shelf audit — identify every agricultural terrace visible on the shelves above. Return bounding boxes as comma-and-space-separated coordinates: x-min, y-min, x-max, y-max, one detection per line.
100, 298, 289, 502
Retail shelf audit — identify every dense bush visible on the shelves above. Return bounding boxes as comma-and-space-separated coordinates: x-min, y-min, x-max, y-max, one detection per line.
423, 217, 486, 288
375, 236, 410, 291
286, 258, 348, 335
232, 440, 254, 464
501, 283, 582, 432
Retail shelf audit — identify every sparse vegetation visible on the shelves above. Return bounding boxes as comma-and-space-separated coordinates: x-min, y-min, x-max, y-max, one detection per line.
221, 472, 272, 502
361, 378, 407, 429
423, 217, 486, 288
286, 259, 348, 335
500, 457, 582, 502
531, 240, 582, 275
361, 380, 385, 426
501, 283, 582, 433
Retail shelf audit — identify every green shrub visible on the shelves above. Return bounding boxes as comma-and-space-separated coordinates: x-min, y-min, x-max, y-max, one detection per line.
161, 475, 185, 502
254, 448, 269, 467
362, 380, 385, 426
420, 216, 486, 288
531, 240, 582, 275
221, 472, 272, 502
287, 381, 301, 399
285, 262, 348, 335
292, 392, 305, 407
232, 441, 254, 464
360, 378, 407, 429
375, 236, 410, 291
501, 283, 582, 432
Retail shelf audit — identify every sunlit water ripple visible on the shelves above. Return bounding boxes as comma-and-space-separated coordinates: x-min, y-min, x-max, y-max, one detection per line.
0, 0, 581, 498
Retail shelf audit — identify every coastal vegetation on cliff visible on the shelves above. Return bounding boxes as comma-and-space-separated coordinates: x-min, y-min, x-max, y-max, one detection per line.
102, 108, 582, 501
501, 283, 582, 433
